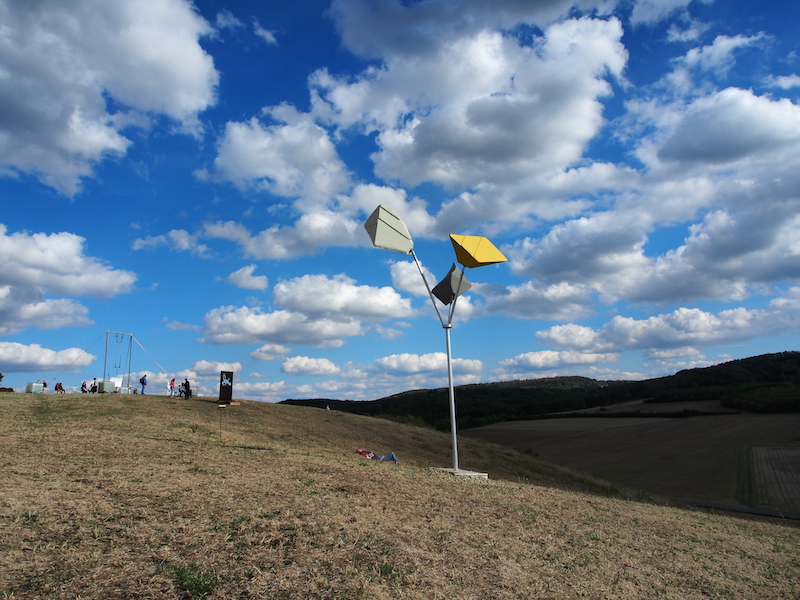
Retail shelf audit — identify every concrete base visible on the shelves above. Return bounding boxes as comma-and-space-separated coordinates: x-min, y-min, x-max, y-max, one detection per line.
435, 468, 488, 478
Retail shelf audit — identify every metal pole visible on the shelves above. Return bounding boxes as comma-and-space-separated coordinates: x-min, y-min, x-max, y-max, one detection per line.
103, 331, 109, 381
412, 249, 459, 471
444, 324, 459, 471
126, 336, 133, 391
442, 266, 467, 472
411, 249, 446, 326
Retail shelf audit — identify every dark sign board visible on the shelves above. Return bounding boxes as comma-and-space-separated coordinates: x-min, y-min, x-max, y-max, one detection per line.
219, 371, 233, 404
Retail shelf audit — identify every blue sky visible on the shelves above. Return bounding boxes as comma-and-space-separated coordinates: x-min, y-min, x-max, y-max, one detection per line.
1, 0, 799, 401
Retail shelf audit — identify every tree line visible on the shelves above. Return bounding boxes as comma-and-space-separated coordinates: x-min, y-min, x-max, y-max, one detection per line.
282, 352, 800, 430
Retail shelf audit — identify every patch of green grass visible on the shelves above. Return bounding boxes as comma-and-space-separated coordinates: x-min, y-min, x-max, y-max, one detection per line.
516, 506, 538, 522
28, 399, 69, 423
210, 514, 252, 536
378, 560, 399, 582
18, 573, 55, 592
159, 561, 219, 599
15, 510, 39, 525
11, 567, 75, 594
584, 531, 604, 543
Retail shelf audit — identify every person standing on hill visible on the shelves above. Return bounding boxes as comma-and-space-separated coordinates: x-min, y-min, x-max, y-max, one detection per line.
183, 378, 191, 399
169, 378, 175, 397
140, 374, 147, 395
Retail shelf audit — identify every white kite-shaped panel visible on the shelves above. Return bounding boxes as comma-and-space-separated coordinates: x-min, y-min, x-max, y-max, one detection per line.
365, 204, 414, 255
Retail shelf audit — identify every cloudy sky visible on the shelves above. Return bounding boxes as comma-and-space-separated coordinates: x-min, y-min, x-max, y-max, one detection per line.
1, 0, 799, 400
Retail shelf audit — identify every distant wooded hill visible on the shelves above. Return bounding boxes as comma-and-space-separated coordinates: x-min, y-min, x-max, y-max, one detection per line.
281, 351, 800, 430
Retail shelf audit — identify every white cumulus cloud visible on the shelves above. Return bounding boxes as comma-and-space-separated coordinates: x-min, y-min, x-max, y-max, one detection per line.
226, 265, 269, 291
282, 356, 341, 376
250, 343, 292, 361
0, 342, 95, 372
273, 273, 414, 320
0, 0, 218, 195
201, 105, 351, 205
0, 225, 136, 335
202, 305, 363, 347
373, 352, 482, 375
191, 360, 243, 377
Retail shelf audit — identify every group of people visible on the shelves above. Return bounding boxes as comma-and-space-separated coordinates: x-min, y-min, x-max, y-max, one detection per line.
80, 378, 99, 393
142, 376, 193, 397
30, 380, 65, 393
167, 378, 192, 398
74, 376, 192, 397
80, 377, 131, 393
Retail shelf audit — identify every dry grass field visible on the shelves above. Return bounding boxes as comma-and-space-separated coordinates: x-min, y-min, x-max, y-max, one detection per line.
1, 392, 799, 599
461, 401, 800, 513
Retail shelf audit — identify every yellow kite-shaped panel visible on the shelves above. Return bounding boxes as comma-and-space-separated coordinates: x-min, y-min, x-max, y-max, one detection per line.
365, 204, 414, 255
450, 234, 507, 268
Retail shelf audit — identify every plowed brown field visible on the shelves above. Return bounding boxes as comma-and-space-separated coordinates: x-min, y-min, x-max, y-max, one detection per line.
462, 403, 800, 510
751, 446, 800, 513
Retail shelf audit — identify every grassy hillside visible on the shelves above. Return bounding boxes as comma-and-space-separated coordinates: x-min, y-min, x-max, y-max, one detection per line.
1, 392, 799, 599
